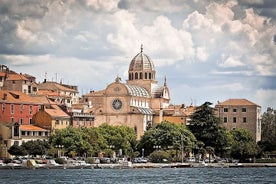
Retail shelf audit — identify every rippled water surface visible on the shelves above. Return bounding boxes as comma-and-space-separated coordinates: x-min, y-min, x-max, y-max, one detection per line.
0, 167, 275, 184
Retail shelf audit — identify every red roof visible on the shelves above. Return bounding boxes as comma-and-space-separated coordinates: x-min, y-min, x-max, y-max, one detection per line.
20, 125, 47, 131
45, 105, 70, 118
6, 73, 28, 81
0, 90, 42, 104
216, 99, 260, 107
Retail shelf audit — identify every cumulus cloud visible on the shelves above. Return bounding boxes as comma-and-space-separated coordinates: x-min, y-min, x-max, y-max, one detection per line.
219, 56, 245, 68
1, 0, 276, 110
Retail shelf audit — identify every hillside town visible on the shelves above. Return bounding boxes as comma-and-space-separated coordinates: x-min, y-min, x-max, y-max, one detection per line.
0, 48, 263, 161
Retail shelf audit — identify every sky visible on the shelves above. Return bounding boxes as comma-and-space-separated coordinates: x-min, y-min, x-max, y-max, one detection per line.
0, 0, 275, 111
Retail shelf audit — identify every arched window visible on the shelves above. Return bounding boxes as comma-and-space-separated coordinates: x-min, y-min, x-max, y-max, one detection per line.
149, 73, 152, 79
145, 73, 147, 79
140, 72, 143, 79
135, 73, 138, 79
129, 73, 131, 80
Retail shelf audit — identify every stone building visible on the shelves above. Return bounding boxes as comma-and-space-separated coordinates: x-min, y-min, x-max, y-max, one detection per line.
82, 46, 170, 139
38, 81, 79, 108
215, 99, 261, 142
0, 64, 38, 95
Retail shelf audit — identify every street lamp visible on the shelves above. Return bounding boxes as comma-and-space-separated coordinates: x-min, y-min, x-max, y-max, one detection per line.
55, 145, 63, 158
153, 145, 161, 150
142, 148, 144, 158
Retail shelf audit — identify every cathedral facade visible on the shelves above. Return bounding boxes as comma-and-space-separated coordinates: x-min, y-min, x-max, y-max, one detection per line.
82, 46, 170, 138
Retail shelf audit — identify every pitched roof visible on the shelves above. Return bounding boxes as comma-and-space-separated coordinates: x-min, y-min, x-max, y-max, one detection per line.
0, 72, 6, 77
83, 89, 105, 97
6, 73, 28, 81
45, 105, 70, 118
38, 82, 77, 93
20, 125, 48, 131
30, 94, 56, 104
0, 90, 42, 104
216, 99, 260, 107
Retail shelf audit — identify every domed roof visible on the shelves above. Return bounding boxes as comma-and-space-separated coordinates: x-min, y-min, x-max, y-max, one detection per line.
129, 45, 155, 72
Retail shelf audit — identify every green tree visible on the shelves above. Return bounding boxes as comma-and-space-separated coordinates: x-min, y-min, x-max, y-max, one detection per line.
138, 121, 196, 158
230, 129, 260, 162
95, 123, 137, 157
259, 107, 276, 152
49, 127, 92, 157
188, 102, 231, 155
21, 140, 50, 157
8, 144, 27, 157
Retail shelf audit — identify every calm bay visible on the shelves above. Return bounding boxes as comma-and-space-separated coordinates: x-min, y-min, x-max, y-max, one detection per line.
0, 167, 275, 184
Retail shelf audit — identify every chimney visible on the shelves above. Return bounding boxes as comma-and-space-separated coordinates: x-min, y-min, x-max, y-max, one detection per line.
3, 93, 7, 100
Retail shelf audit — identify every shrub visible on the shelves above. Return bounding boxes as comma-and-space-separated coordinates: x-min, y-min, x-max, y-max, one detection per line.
55, 158, 65, 164
149, 150, 171, 163
85, 157, 95, 164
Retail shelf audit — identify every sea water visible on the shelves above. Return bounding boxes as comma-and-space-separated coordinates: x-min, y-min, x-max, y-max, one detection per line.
0, 167, 275, 184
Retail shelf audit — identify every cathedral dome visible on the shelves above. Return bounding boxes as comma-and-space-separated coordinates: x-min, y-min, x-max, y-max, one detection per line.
128, 45, 156, 81
129, 46, 155, 72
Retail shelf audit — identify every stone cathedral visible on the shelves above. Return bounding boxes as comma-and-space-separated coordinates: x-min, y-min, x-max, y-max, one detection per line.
82, 46, 170, 138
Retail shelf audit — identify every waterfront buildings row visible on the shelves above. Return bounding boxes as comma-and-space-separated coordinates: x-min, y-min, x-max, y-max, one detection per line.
0, 47, 261, 158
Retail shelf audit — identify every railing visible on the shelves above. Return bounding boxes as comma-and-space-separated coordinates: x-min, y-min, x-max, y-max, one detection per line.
72, 112, 94, 118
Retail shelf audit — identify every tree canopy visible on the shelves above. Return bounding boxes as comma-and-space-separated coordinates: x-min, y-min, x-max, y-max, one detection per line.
138, 121, 196, 156
49, 123, 137, 157
259, 107, 276, 152
188, 102, 231, 155
230, 128, 260, 162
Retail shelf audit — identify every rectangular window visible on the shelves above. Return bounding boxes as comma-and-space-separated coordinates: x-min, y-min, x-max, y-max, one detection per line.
55, 120, 59, 125
30, 105, 33, 114
242, 107, 246, 112
29, 119, 33, 124
11, 117, 14, 123
223, 108, 228, 112
233, 117, 237, 123
223, 117, 227, 123
22, 131, 25, 136
2, 103, 5, 111
20, 118, 24, 125
11, 104, 14, 114
243, 117, 247, 123
233, 108, 237, 112
39, 132, 42, 136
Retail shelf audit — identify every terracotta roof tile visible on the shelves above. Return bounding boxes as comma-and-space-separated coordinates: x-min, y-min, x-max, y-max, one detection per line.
0, 90, 42, 104
20, 125, 47, 131
216, 99, 260, 106
38, 82, 77, 92
0, 72, 6, 77
45, 105, 70, 118
6, 73, 28, 81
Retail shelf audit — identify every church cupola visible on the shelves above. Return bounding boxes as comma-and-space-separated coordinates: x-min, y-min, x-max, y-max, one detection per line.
128, 45, 156, 81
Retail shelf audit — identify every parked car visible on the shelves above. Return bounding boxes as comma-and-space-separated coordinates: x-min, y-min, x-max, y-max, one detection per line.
186, 157, 196, 162
134, 157, 147, 163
